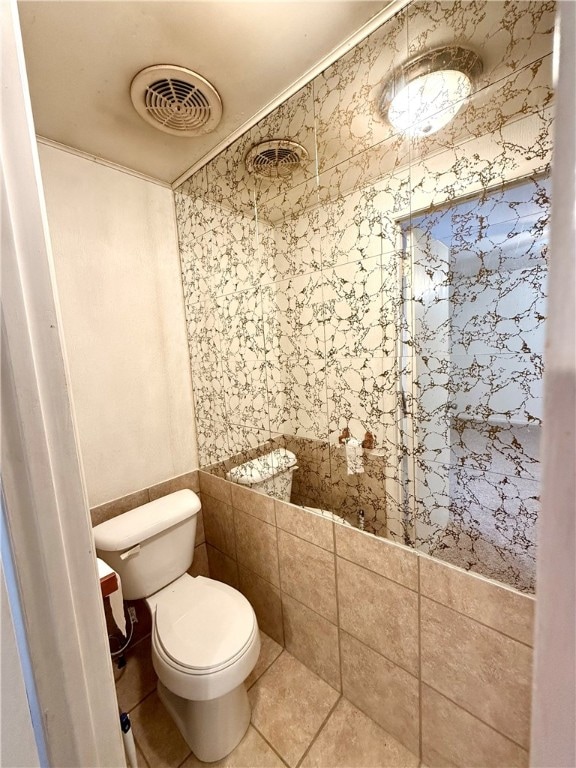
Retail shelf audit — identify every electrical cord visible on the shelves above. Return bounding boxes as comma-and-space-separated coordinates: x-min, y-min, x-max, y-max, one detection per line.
110, 607, 136, 657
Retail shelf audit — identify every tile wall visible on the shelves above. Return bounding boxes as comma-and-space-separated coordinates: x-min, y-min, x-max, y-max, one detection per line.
174, 0, 555, 593
199, 472, 535, 767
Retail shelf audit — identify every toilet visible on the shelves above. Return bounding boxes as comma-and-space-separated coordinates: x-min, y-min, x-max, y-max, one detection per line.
93, 490, 260, 763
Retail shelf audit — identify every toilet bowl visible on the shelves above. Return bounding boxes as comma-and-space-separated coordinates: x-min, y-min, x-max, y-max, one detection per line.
93, 490, 260, 763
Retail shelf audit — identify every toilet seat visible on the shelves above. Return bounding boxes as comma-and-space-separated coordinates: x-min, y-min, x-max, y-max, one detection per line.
147, 574, 261, 701
153, 576, 256, 673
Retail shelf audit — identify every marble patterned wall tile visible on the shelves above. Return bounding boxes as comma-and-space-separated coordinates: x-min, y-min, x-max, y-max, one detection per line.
180, 226, 216, 300
226, 425, 274, 469
450, 420, 541, 482
184, 301, 222, 365
256, 173, 320, 226
326, 356, 387, 448
266, 355, 329, 440
195, 415, 231, 467
323, 256, 385, 360
317, 132, 410, 209
210, 211, 265, 297
431, 465, 538, 593
409, 109, 553, 216
215, 287, 266, 361
263, 207, 322, 282
191, 361, 227, 424
450, 265, 547, 357
222, 358, 271, 431
313, 8, 408, 173
203, 132, 256, 217
262, 272, 326, 359
174, 167, 220, 238
406, 1, 555, 88
318, 186, 384, 271
450, 353, 543, 424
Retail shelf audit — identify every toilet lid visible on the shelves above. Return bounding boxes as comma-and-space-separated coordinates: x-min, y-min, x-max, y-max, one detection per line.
154, 577, 256, 672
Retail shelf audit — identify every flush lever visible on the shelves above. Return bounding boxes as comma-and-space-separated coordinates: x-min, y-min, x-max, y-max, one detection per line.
120, 544, 141, 560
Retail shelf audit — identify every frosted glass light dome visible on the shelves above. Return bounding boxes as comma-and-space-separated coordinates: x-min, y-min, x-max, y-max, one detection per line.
388, 69, 472, 136
380, 47, 483, 138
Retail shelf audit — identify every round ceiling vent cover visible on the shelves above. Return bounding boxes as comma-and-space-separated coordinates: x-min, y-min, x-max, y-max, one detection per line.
130, 65, 222, 137
245, 140, 309, 180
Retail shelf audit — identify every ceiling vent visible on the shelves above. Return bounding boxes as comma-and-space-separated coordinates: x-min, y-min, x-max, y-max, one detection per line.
245, 140, 309, 180
130, 65, 222, 137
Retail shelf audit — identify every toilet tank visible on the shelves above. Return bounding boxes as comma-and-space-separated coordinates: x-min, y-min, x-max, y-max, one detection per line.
226, 449, 297, 502
93, 490, 200, 599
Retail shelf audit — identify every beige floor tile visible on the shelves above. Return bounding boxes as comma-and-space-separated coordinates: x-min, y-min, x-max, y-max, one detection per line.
115, 636, 157, 713
301, 698, 419, 768
134, 739, 150, 768
129, 691, 191, 768
248, 652, 340, 767
180, 725, 285, 768
246, 631, 284, 689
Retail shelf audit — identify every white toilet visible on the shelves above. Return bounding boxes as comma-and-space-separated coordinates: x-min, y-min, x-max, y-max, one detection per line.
93, 489, 260, 763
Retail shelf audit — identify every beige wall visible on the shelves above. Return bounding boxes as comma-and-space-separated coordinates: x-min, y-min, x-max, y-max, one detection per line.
38, 145, 197, 507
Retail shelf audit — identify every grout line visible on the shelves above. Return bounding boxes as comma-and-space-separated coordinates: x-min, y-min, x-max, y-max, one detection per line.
333, 531, 344, 692
250, 722, 291, 768
422, 682, 529, 752
337, 692, 420, 761
417, 556, 423, 764
246, 645, 283, 691
339, 627, 419, 682
336, 549, 419, 594
421, 593, 534, 649
295, 695, 342, 768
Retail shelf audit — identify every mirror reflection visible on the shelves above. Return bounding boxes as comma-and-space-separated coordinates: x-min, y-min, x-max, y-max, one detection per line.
175, 0, 554, 594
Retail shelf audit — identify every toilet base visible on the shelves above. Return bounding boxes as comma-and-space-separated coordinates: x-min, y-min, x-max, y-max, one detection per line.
157, 680, 251, 763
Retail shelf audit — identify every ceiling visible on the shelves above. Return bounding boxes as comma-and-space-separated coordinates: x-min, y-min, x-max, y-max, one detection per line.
18, 0, 389, 184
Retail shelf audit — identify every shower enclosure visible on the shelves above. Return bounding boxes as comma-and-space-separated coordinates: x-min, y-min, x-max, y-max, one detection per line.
174, 0, 554, 593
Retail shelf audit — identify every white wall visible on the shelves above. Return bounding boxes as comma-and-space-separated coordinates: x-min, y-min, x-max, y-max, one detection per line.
38, 144, 197, 506
0, 563, 40, 768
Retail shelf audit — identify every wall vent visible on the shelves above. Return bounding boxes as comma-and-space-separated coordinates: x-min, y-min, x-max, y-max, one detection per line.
245, 140, 309, 180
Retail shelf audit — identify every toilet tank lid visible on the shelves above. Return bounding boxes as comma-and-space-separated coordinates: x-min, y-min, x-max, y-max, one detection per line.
226, 448, 297, 485
93, 489, 200, 552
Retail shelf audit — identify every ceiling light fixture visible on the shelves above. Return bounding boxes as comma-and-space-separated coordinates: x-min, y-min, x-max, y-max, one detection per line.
380, 46, 483, 137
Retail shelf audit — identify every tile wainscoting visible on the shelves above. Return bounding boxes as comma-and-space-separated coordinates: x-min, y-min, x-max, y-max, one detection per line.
198, 470, 534, 768
92, 468, 534, 767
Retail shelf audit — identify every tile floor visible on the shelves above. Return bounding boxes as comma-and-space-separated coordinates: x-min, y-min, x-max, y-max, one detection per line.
118, 632, 421, 768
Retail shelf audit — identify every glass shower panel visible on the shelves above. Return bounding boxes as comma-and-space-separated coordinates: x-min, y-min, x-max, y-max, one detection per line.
404, 176, 549, 592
